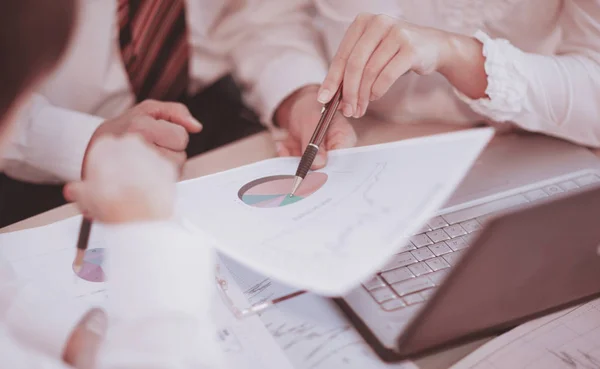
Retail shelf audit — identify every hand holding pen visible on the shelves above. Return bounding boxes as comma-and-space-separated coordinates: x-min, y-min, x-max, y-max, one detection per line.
65, 135, 178, 268
273, 84, 356, 171
290, 84, 344, 196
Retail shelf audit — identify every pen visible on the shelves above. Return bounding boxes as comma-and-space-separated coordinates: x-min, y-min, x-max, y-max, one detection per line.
73, 218, 92, 273
289, 83, 343, 196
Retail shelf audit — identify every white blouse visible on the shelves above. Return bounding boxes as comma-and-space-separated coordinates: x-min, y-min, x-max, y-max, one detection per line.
314, 0, 600, 147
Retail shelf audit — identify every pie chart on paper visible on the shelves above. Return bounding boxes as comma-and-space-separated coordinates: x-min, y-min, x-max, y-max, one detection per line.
238, 172, 328, 208
73, 248, 106, 283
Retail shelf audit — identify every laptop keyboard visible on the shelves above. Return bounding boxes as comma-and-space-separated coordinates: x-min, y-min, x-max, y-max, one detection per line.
362, 172, 600, 313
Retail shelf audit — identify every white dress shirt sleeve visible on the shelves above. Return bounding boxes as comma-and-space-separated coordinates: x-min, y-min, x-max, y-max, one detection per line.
456, 0, 600, 147
0, 220, 222, 368
96, 220, 223, 369
215, 0, 329, 126
2, 94, 104, 183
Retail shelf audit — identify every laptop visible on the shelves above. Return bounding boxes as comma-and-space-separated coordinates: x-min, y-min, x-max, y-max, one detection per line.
335, 131, 600, 361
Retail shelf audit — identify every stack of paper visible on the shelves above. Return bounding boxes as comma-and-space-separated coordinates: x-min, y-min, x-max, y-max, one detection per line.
0, 217, 294, 369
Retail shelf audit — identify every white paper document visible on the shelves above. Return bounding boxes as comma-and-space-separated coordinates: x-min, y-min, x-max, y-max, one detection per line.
0, 219, 293, 369
0, 215, 418, 369
222, 255, 418, 369
177, 128, 494, 295
452, 298, 600, 369
0, 215, 109, 305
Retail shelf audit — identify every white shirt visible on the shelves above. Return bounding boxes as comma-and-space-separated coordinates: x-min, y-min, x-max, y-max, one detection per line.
0, 221, 223, 368
3, 0, 328, 184
314, 0, 600, 147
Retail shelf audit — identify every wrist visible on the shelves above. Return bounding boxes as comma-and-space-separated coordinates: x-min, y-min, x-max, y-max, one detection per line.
437, 33, 488, 99
82, 122, 108, 179
436, 32, 466, 76
274, 84, 320, 129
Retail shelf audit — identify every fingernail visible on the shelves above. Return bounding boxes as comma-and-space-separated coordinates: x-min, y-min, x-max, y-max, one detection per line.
353, 106, 362, 118
275, 142, 284, 155
317, 89, 331, 103
190, 117, 202, 128
313, 154, 326, 167
342, 103, 354, 118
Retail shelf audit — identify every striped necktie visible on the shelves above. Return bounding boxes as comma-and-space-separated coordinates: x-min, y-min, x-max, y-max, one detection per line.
118, 0, 190, 102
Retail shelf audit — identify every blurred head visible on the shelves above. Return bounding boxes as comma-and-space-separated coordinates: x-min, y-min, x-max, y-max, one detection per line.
0, 0, 77, 153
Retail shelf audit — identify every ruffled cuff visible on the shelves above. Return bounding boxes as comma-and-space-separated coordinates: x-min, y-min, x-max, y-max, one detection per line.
455, 30, 528, 123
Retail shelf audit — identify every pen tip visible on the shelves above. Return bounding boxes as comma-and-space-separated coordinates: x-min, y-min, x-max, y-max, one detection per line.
73, 249, 85, 273
290, 176, 302, 197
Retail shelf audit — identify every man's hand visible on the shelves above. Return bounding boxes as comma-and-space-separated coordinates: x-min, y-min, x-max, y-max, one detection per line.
85, 100, 202, 174
66, 134, 177, 224
63, 309, 107, 369
274, 85, 357, 169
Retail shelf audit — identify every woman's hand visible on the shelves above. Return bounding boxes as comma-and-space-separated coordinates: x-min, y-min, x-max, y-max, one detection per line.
64, 134, 177, 224
318, 13, 487, 118
274, 85, 357, 169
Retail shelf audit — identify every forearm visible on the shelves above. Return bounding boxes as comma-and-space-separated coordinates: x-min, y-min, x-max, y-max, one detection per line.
3, 94, 103, 183
448, 30, 600, 147
223, 0, 328, 126
438, 33, 488, 100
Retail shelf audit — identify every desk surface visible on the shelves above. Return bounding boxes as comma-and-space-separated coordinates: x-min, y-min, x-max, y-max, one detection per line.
4, 120, 597, 368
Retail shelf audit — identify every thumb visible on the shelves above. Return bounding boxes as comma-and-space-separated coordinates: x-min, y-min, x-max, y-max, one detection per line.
326, 118, 358, 150
64, 182, 93, 216
300, 126, 328, 170
146, 102, 202, 133
311, 147, 328, 170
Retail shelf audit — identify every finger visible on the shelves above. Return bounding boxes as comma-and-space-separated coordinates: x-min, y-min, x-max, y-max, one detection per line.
156, 147, 187, 170
371, 47, 413, 101
63, 182, 94, 216
318, 13, 372, 104
275, 141, 291, 157
311, 146, 328, 170
343, 14, 396, 118
129, 117, 189, 151
326, 118, 358, 150
63, 182, 80, 203
357, 31, 402, 117
138, 100, 202, 133
277, 134, 302, 157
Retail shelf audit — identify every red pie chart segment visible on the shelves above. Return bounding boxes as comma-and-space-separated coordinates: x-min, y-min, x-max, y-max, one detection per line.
239, 172, 328, 208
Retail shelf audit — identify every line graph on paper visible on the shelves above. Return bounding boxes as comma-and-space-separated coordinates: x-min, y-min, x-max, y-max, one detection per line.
455, 298, 600, 369
254, 163, 388, 251
256, 161, 416, 258
323, 163, 392, 253
221, 256, 416, 369
257, 291, 414, 369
